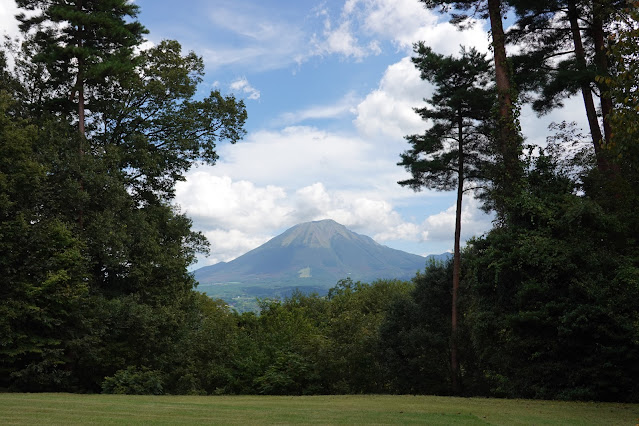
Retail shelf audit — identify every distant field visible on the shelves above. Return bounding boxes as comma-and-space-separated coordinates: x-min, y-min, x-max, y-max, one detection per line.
198, 281, 330, 312
1, 393, 637, 425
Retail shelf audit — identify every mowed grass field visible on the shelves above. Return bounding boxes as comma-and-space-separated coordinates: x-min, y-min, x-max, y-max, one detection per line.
0, 393, 637, 425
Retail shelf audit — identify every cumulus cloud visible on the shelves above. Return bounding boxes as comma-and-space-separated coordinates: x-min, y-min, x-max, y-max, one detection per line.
354, 56, 431, 141
355, 0, 490, 56
420, 196, 493, 242
229, 77, 261, 100
175, 174, 289, 232
310, 13, 381, 60
176, 171, 492, 266
177, 176, 441, 264
202, 229, 272, 265
207, 126, 379, 190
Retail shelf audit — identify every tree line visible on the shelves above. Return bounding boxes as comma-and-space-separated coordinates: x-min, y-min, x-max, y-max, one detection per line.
398, 0, 639, 400
1, 0, 638, 401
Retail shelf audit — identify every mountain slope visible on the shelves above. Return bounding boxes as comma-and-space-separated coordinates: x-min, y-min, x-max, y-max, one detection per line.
195, 219, 442, 287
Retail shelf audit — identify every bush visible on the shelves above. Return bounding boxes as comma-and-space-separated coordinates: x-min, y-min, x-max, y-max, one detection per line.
101, 366, 164, 395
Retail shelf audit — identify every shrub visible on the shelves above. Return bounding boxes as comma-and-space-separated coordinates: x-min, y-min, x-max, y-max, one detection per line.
101, 366, 164, 395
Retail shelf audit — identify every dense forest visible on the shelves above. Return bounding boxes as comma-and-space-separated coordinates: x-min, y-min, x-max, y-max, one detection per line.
1, 0, 638, 401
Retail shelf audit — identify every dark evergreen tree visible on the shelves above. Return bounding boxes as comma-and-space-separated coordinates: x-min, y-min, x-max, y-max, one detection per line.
420, 0, 524, 209
378, 262, 455, 395
507, 0, 627, 173
16, 0, 147, 137
399, 44, 493, 393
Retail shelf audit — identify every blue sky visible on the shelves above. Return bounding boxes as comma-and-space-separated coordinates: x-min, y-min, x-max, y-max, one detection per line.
1, 0, 588, 267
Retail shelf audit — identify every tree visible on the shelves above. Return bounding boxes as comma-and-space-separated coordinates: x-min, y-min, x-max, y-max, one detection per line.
507, 0, 626, 173
421, 0, 523, 208
378, 262, 456, 394
96, 40, 247, 201
5, 2, 248, 393
0, 77, 88, 391
399, 44, 494, 393
463, 150, 639, 400
325, 279, 413, 393
606, 1, 639, 170
16, 0, 147, 138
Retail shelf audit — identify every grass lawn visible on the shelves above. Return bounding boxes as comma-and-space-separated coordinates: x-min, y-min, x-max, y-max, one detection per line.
0, 393, 637, 425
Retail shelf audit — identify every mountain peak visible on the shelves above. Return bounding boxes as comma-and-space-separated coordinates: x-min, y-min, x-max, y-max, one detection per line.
278, 219, 356, 248
193, 219, 450, 311
194, 219, 434, 291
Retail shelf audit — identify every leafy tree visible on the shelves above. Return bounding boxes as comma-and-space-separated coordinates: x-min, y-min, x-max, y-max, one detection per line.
101, 366, 164, 395
166, 293, 239, 395
325, 279, 413, 393
606, 1, 639, 175
464, 150, 639, 401
238, 296, 326, 395
0, 84, 88, 391
96, 40, 247, 201
399, 44, 493, 392
378, 262, 455, 394
4, 1, 248, 394
226, 280, 412, 395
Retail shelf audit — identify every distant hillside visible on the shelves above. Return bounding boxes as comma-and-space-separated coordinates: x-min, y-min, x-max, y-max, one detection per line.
194, 219, 450, 311
195, 220, 450, 310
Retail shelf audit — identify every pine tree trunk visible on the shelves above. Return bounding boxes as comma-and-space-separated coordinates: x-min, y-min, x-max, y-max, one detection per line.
451, 111, 464, 395
76, 0, 86, 140
488, 0, 512, 120
567, 0, 607, 171
487, 0, 520, 205
592, 0, 613, 146
78, 64, 85, 140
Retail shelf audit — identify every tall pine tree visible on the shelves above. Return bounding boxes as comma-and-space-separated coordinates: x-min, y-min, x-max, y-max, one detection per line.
399, 44, 494, 393
16, 0, 147, 137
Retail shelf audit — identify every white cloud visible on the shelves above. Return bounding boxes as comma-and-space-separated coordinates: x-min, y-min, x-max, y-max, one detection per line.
369, 195, 492, 246
275, 92, 358, 125
208, 126, 378, 190
311, 0, 490, 61
176, 174, 453, 265
349, 0, 493, 143
354, 56, 430, 141
202, 229, 272, 265
420, 196, 493, 242
229, 77, 260, 100
0, 0, 21, 41
310, 17, 380, 60
176, 170, 492, 266
175, 174, 289, 232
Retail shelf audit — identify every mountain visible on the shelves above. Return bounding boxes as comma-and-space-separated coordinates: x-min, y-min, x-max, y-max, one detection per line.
194, 220, 450, 311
